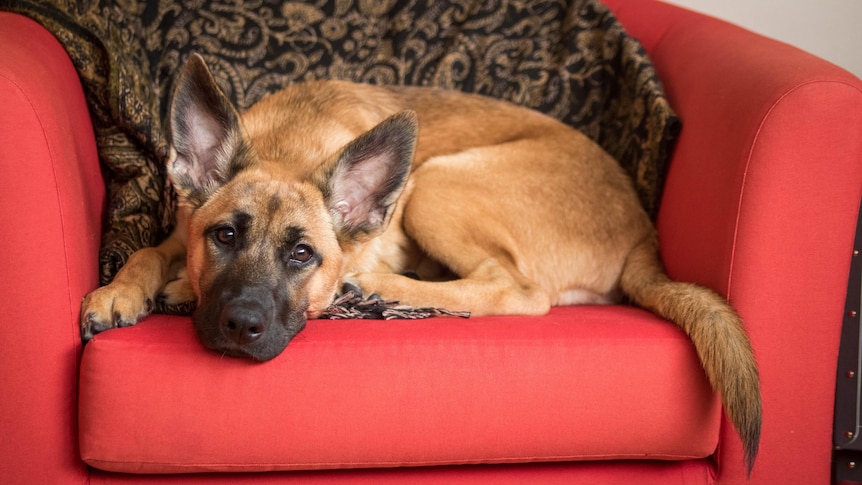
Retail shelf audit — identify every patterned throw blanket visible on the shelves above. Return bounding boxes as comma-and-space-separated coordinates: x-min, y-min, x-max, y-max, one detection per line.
1, 0, 679, 317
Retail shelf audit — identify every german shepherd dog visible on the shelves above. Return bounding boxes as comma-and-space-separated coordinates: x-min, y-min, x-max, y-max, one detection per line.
80, 54, 761, 471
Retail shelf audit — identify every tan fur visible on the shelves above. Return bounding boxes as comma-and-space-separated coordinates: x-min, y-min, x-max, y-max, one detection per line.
80, 54, 760, 471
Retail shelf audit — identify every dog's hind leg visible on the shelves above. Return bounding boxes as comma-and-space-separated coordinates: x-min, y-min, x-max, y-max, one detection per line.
345, 255, 552, 316
347, 135, 628, 316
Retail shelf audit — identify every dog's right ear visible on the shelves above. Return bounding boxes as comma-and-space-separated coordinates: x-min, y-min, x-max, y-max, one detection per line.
167, 54, 253, 208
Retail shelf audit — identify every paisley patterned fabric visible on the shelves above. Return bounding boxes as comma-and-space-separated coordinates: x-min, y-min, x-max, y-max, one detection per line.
1, 0, 680, 310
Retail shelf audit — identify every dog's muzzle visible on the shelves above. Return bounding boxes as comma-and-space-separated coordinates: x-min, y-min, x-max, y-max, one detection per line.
193, 284, 306, 361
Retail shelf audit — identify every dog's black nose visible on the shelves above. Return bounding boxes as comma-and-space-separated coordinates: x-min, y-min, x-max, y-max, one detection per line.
221, 303, 268, 345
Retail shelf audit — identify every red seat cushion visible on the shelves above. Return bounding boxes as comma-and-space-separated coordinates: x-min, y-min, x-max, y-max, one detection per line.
79, 306, 720, 474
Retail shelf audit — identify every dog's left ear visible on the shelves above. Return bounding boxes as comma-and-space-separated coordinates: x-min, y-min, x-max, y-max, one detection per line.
167, 54, 253, 208
319, 111, 418, 241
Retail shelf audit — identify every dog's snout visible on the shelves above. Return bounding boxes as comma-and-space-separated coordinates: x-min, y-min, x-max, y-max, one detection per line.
194, 281, 299, 361
221, 302, 268, 345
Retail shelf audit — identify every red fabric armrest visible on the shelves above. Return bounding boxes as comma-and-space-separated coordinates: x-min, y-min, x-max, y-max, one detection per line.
607, 1, 862, 483
0, 12, 103, 484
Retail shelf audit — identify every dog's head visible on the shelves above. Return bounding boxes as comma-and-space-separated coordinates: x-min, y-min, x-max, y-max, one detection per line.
166, 54, 417, 360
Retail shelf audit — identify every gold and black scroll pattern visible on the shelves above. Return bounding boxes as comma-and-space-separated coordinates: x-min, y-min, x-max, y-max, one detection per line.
0, 0, 680, 314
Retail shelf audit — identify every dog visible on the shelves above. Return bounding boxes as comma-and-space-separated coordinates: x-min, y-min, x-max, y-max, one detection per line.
80, 54, 761, 471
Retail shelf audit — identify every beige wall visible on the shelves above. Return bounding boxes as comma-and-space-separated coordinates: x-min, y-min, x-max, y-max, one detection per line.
661, 0, 862, 79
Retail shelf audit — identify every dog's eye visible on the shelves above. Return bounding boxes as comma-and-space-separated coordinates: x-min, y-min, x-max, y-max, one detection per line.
214, 227, 236, 246
289, 244, 315, 264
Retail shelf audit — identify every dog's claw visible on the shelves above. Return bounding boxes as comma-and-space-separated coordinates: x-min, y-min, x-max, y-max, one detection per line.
81, 311, 111, 342
114, 311, 135, 328
80, 310, 141, 341
340, 282, 364, 298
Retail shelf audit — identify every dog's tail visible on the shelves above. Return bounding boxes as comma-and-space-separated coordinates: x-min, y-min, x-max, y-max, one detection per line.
619, 235, 761, 474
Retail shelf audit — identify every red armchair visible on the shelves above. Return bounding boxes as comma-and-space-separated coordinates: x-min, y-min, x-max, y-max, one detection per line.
2, 1, 861, 483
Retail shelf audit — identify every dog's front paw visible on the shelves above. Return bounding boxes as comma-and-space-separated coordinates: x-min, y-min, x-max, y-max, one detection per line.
80, 282, 154, 342
341, 273, 374, 298
341, 272, 396, 302
159, 268, 196, 307
156, 269, 198, 314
